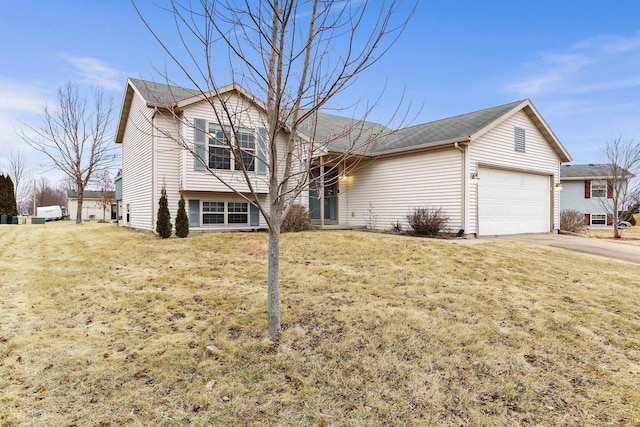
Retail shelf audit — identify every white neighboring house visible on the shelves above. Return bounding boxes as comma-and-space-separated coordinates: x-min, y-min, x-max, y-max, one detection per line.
115, 78, 572, 236
66, 190, 116, 222
559, 163, 633, 227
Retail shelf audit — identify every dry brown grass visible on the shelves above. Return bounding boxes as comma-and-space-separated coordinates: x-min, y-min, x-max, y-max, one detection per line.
1, 222, 640, 426
586, 226, 640, 245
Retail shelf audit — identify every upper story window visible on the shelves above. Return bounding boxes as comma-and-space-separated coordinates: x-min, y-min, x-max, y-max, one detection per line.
591, 181, 607, 198
208, 124, 255, 171
193, 118, 267, 174
514, 127, 525, 152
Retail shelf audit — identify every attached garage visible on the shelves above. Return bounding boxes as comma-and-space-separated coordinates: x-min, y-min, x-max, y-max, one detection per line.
478, 167, 551, 236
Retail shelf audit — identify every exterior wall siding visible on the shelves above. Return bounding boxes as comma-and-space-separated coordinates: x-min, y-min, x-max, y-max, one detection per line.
560, 180, 613, 217
154, 113, 183, 229
121, 92, 154, 230
469, 110, 562, 235
179, 95, 271, 194
341, 148, 463, 231
67, 199, 110, 221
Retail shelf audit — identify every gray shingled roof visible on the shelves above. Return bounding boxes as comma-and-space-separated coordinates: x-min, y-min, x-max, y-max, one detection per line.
129, 78, 199, 106
297, 111, 393, 153
120, 79, 545, 157
66, 190, 114, 200
376, 100, 525, 153
300, 100, 526, 154
561, 163, 633, 179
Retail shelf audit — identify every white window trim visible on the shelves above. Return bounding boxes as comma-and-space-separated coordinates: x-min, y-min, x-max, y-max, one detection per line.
591, 180, 607, 198
201, 200, 249, 226
590, 213, 607, 226
207, 123, 256, 172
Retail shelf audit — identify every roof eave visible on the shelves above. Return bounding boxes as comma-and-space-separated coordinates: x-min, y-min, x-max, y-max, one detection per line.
114, 79, 135, 144
374, 137, 470, 157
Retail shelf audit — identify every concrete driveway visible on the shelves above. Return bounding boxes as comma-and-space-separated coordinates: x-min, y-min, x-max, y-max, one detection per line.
501, 233, 640, 266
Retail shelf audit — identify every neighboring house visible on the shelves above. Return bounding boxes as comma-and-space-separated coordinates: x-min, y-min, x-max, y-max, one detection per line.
66, 190, 116, 221
115, 78, 571, 236
560, 163, 633, 227
114, 171, 123, 224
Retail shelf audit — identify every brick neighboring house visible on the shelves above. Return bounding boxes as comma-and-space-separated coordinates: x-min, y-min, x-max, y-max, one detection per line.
559, 163, 633, 226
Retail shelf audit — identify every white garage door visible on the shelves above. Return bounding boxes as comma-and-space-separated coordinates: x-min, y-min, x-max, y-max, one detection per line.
478, 168, 550, 236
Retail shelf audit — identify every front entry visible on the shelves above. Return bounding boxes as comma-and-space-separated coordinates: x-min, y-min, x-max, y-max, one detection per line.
309, 167, 338, 225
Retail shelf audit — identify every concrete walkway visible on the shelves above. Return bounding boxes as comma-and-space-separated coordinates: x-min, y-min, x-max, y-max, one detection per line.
500, 233, 640, 266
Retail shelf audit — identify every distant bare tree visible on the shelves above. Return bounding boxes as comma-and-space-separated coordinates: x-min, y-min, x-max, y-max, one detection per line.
6, 151, 32, 214
599, 137, 640, 238
32, 177, 66, 209
97, 171, 115, 222
135, 0, 413, 339
19, 82, 118, 224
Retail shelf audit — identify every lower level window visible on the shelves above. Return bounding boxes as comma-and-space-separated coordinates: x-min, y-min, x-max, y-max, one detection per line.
203, 202, 224, 224
591, 214, 606, 225
203, 201, 248, 225
228, 202, 248, 224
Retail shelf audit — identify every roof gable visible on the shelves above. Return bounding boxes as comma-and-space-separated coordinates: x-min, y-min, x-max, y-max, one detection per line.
114, 79, 571, 162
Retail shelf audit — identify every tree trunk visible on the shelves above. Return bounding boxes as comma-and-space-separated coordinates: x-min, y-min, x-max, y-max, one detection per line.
267, 224, 281, 340
76, 189, 83, 224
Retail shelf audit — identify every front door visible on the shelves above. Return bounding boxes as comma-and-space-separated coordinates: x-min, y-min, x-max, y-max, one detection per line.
309, 167, 338, 225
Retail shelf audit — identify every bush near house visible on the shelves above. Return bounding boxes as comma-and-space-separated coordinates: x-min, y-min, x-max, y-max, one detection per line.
282, 204, 313, 232
560, 209, 586, 233
156, 185, 171, 238
406, 207, 449, 236
175, 194, 189, 238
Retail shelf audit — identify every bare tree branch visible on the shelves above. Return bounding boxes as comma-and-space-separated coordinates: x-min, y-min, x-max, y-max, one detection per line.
134, 0, 414, 339
598, 136, 640, 238
18, 82, 118, 223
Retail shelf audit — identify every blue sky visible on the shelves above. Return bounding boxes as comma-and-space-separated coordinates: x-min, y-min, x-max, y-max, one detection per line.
1, 1, 640, 184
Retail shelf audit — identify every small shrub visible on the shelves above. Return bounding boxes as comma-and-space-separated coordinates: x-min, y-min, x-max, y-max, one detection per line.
282, 205, 313, 232
390, 220, 403, 233
406, 207, 449, 236
156, 185, 171, 238
560, 209, 585, 233
175, 194, 189, 238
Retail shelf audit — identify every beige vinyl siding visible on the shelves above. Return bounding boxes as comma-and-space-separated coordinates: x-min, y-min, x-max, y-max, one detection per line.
341, 148, 463, 230
153, 113, 183, 228
121, 91, 154, 230
180, 95, 271, 194
469, 110, 561, 235
67, 199, 109, 221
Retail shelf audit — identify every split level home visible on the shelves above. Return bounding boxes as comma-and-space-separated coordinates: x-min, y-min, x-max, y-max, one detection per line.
114, 78, 572, 237
560, 163, 634, 227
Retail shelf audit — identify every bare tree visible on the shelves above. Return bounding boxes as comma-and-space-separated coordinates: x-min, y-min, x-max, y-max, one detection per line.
31, 177, 67, 209
97, 170, 115, 222
599, 137, 640, 238
6, 151, 32, 215
135, 0, 413, 339
19, 82, 118, 224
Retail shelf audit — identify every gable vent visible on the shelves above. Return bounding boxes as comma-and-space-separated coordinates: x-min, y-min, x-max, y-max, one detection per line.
514, 127, 525, 152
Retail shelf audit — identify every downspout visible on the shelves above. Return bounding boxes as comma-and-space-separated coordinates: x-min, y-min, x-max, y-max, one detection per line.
319, 156, 325, 229
454, 142, 466, 235
151, 108, 158, 231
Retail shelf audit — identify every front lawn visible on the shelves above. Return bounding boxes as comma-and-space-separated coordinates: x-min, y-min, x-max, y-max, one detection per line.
1, 222, 639, 426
